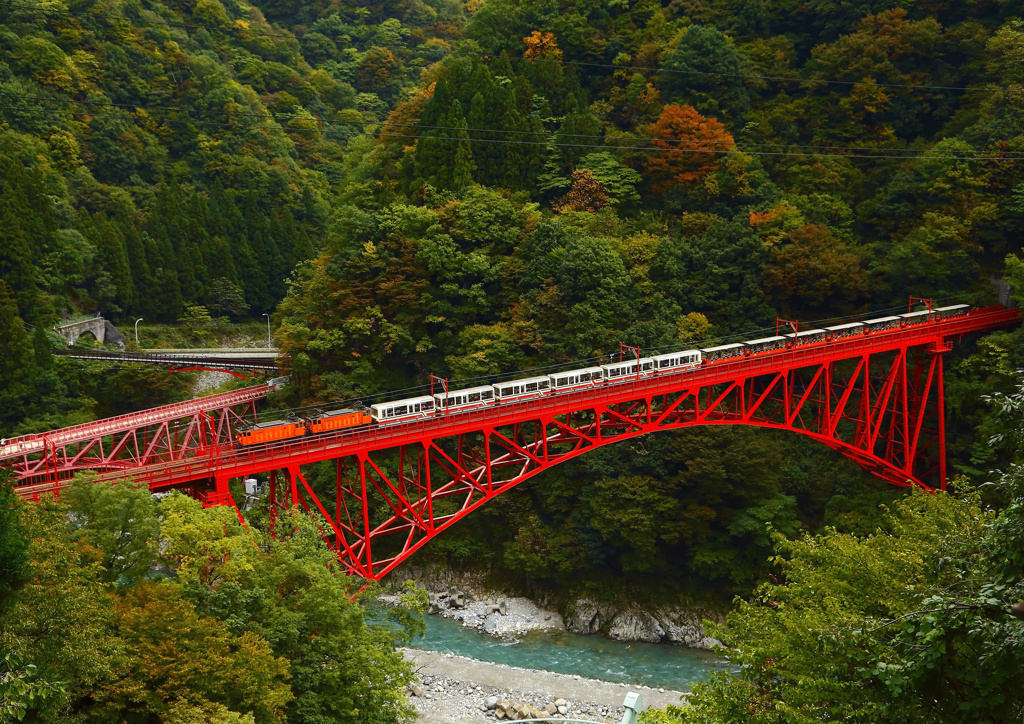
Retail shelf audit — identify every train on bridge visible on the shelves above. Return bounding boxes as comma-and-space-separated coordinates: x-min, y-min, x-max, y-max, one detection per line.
235, 304, 970, 447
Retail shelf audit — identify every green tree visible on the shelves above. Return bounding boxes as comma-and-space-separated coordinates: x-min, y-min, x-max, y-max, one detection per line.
644, 470, 1024, 723
207, 277, 249, 319
178, 304, 213, 337
63, 475, 160, 586
659, 25, 749, 120
575, 153, 642, 206
161, 494, 422, 724
448, 101, 476, 193
0, 652, 67, 723
0, 470, 29, 615
0, 280, 34, 389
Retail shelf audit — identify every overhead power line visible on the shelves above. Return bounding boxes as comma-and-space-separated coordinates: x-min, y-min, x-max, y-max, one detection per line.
8, 88, 1024, 158
3, 101, 1021, 161
471, 52, 1023, 94
4, 89, 1023, 160
4, 0, 1022, 94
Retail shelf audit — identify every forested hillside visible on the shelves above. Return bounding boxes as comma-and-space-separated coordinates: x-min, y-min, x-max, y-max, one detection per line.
0, 0, 462, 322
2, 0, 1024, 596
270, 0, 1024, 597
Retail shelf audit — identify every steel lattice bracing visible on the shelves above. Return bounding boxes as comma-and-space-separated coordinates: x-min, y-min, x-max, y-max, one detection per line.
1, 384, 270, 489
4, 305, 1021, 580
260, 341, 953, 578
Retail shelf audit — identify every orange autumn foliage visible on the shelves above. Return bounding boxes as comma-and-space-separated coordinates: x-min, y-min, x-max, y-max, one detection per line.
552, 169, 610, 213
644, 105, 734, 191
523, 31, 563, 60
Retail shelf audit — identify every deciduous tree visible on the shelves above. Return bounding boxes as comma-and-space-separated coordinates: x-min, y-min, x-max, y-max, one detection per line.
645, 106, 734, 191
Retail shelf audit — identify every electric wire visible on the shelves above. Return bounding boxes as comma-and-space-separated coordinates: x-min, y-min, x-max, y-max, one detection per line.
193, 298, 975, 423
467, 51, 1024, 94
6, 88, 1019, 158
2, 101, 1020, 161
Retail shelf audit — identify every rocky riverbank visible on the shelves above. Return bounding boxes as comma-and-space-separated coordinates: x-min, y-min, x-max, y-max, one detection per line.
565, 600, 723, 649
402, 649, 688, 724
389, 567, 723, 650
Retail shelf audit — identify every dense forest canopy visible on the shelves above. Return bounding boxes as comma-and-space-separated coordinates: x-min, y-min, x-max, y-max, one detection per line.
2, 0, 1024, 623
2, 0, 1024, 721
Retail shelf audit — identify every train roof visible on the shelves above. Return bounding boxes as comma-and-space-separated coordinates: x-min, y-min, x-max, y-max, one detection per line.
494, 375, 551, 387
432, 384, 494, 399
936, 304, 970, 311
862, 315, 901, 325
550, 366, 604, 376
826, 322, 864, 331
743, 336, 786, 346
900, 310, 932, 318
601, 357, 654, 368
651, 350, 700, 361
311, 407, 363, 419
371, 395, 434, 409
784, 328, 827, 338
242, 419, 299, 431
701, 343, 745, 352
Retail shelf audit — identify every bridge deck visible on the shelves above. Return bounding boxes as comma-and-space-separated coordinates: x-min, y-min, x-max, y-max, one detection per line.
0, 384, 272, 459
11, 305, 1015, 499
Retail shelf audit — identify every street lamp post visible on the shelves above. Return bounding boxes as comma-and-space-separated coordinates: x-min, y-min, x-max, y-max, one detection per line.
263, 313, 271, 349
134, 318, 143, 344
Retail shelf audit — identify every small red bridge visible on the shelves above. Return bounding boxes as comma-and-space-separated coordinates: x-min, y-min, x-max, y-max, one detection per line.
3, 305, 1020, 580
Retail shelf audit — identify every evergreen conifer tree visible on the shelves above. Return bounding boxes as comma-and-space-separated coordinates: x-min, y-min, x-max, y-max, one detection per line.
421, 76, 453, 126
32, 326, 53, 370
447, 101, 475, 192
0, 157, 45, 322
556, 109, 604, 174
467, 92, 493, 185
513, 75, 534, 117
0, 280, 35, 389
113, 198, 151, 317
0, 469, 29, 615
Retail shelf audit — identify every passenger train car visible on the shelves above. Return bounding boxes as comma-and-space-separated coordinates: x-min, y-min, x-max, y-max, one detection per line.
235, 304, 972, 443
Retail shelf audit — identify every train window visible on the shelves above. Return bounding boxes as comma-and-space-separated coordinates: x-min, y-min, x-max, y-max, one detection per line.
468, 392, 480, 402
394, 405, 407, 416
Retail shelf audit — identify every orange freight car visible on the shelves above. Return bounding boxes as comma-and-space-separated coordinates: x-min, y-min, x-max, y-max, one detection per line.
236, 420, 307, 446
307, 408, 372, 435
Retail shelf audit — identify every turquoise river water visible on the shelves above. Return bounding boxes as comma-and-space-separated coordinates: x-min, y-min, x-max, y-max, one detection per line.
413, 614, 734, 692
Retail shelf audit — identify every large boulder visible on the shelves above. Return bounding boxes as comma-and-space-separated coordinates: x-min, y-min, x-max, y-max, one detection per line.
103, 320, 127, 348
565, 599, 617, 635
608, 610, 666, 643
654, 606, 724, 649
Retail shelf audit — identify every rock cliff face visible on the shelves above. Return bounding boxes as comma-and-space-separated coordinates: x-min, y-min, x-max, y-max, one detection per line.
386, 566, 724, 649
564, 599, 619, 635
566, 600, 724, 649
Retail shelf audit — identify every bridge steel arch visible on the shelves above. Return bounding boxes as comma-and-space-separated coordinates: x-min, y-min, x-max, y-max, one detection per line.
5, 305, 1020, 580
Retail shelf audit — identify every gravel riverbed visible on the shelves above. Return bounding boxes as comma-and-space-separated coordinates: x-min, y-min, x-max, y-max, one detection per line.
402, 649, 688, 724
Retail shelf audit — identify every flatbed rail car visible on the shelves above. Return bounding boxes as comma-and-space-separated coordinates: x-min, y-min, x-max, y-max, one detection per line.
234, 304, 974, 443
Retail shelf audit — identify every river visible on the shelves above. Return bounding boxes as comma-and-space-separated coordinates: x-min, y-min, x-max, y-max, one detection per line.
416, 613, 733, 692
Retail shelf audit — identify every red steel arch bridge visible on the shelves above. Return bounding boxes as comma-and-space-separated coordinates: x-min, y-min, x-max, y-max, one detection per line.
3, 305, 1020, 580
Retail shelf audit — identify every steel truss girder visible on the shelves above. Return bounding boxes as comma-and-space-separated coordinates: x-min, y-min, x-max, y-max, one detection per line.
9, 306, 1022, 579
261, 347, 949, 580
4, 387, 266, 492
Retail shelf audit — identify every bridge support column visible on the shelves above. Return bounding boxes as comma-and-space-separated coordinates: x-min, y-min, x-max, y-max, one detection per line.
269, 470, 277, 536
288, 465, 299, 506
356, 452, 371, 575
936, 348, 947, 491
